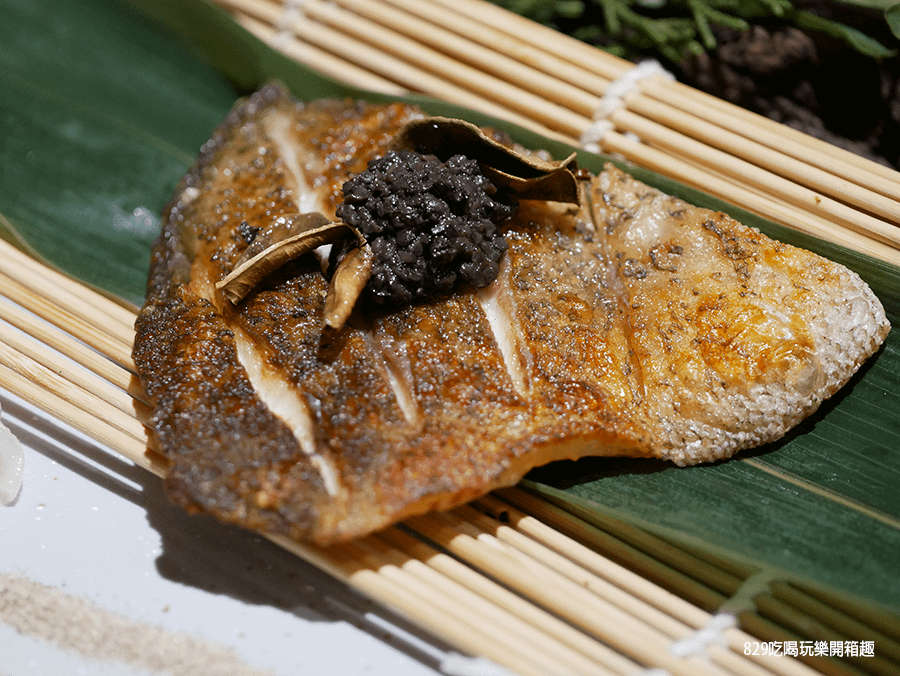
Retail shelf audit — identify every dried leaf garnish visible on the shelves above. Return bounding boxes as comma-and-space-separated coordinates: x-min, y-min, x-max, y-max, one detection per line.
390, 117, 581, 203
323, 241, 374, 329
234, 212, 330, 269
216, 217, 366, 305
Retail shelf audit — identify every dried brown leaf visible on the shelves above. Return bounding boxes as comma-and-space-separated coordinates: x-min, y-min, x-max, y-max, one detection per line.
234, 212, 330, 269
323, 242, 374, 329
390, 117, 581, 203
216, 218, 364, 305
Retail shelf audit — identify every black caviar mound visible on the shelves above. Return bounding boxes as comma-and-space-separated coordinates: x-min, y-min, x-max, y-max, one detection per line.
336, 150, 513, 305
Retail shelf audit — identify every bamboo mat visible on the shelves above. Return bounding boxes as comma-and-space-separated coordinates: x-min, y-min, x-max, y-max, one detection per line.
209, 0, 900, 269
0, 235, 898, 673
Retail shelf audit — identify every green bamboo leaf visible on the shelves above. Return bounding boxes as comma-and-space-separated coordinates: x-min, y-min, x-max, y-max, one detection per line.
4, 0, 899, 616
0, 0, 238, 305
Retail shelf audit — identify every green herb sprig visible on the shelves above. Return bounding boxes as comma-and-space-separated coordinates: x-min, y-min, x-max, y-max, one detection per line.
491, 0, 899, 61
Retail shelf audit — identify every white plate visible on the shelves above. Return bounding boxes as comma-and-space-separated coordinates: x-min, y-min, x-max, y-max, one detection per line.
0, 392, 449, 676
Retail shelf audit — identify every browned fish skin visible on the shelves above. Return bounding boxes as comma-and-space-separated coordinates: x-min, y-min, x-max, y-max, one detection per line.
134, 84, 890, 544
592, 166, 890, 464
134, 85, 432, 539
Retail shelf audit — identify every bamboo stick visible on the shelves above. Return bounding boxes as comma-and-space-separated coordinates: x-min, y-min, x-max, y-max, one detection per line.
642, 79, 900, 201
295, 0, 588, 134
475, 494, 710, 627
754, 592, 900, 676
649, 527, 900, 676
223, 0, 589, 137
618, 92, 900, 225
0, 298, 143, 401
0, 364, 158, 474
405, 511, 729, 676
509, 490, 745, 600
234, 13, 408, 96
271, 533, 558, 676
505, 487, 900, 676
459, 503, 805, 676
607, 109, 900, 247
0, 272, 135, 372
425, 0, 631, 80
661, 138, 898, 245
0, 341, 152, 449
457, 503, 695, 640
329, 0, 600, 117
488, 493, 824, 676
792, 582, 900, 643
0, 321, 148, 422
498, 488, 734, 609
218, 0, 572, 144
379, 0, 612, 97
504, 489, 730, 613
376, 527, 644, 676
354, 536, 616, 676
0, 239, 138, 338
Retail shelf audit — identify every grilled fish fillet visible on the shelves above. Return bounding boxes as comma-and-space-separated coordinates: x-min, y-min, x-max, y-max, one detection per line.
133, 83, 890, 544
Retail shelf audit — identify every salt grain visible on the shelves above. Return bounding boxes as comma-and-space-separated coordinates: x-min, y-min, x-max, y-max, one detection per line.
0, 573, 277, 676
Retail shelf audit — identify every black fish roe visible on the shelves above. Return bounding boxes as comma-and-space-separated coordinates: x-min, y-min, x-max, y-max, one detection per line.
336, 150, 513, 305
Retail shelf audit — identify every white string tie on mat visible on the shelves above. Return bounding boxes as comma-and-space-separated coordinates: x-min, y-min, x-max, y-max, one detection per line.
274, 0, 310, 49
580, 59, 675, 154
669, 612, 737, 659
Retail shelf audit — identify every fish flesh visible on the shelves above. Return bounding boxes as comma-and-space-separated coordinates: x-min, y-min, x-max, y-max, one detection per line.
133, 83, 890, 544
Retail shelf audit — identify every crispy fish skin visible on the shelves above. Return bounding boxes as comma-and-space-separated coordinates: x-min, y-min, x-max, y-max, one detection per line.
134, 85, 430, 538
134, 84, 890, 544
592, 166, 890, 465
